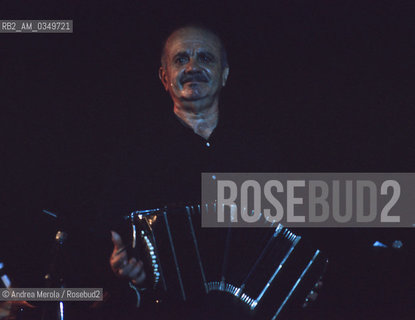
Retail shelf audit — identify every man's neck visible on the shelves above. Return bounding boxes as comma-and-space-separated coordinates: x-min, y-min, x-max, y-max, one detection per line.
174, 103, 219, 140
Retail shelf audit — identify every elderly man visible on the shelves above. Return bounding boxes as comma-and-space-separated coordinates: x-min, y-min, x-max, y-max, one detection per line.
158, 26, 229, 140
109, 25, 231, 289
103, 25, 274, 320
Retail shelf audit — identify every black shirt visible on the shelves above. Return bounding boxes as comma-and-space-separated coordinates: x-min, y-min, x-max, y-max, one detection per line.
99, 110, 273, 225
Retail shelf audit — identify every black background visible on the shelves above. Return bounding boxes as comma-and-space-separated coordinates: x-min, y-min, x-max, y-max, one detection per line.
1, 0, 414, 318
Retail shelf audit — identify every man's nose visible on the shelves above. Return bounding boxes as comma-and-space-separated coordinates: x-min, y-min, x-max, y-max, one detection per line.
185, 58, 201, 72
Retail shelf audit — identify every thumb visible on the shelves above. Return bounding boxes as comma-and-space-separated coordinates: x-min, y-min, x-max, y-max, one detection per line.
111, 230, 124, 251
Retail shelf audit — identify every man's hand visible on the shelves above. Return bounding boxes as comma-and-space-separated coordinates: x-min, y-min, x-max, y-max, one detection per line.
109, 231, 146, 286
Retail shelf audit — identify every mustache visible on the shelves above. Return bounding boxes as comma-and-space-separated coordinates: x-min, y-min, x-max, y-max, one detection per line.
180, 72, 209, 84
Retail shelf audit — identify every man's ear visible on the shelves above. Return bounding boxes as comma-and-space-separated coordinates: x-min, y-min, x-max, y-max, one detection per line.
222, 67, 230, 87
159, 67, 169, 91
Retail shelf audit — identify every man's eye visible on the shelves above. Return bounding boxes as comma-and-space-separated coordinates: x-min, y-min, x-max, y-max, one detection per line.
175, 57, 188, 64
199, 55, 213, 63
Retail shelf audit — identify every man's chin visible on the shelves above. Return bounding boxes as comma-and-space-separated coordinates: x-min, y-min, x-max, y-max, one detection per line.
180, 91, 208, 102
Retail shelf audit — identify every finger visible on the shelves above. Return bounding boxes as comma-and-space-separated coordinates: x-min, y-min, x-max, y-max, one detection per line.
118, 258, 137, 277
111, 231, 124, 252
133, 269, 146, 286
110, 252, 128, 270
128, 260, 144, 280
115, 246, 128, 256
110, 247, 127, 262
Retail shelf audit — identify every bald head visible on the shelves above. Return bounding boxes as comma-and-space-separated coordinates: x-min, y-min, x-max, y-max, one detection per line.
161, 26, 228, 70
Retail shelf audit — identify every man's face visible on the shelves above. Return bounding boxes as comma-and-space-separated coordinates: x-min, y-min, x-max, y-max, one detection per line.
160, 28, 229, 108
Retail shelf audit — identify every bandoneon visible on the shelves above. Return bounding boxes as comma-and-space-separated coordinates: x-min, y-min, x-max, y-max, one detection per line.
127, 203, 327, 319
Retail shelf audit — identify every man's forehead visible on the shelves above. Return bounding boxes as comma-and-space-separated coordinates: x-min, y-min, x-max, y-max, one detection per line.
165, 28, 221, 55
